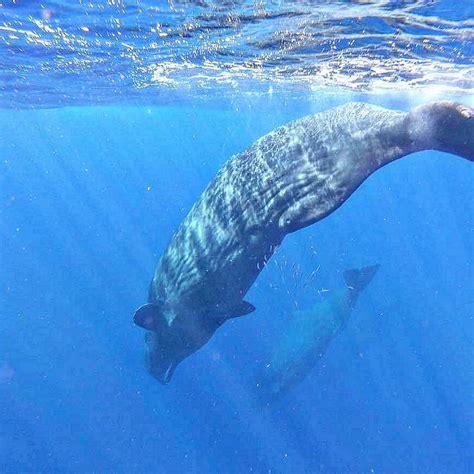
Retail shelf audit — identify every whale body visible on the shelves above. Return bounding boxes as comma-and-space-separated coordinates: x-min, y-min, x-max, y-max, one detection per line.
255, 265, 380, 404
134, 101, 473, 384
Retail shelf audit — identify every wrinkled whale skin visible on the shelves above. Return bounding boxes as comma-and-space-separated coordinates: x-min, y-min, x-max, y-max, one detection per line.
136, 101, 473, 383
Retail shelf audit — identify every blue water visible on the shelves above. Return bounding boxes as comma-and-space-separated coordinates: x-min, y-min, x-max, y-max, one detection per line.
1, 0, 473, 107
1, 1, 474, 473
1, 97, 473, 473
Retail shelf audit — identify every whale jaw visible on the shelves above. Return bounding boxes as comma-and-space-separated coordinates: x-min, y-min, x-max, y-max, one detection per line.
134, 303, 222, 384
144, 331, 180, 384
134, 300, 256, 384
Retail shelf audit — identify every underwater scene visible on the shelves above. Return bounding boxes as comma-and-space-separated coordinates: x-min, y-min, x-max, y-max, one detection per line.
1, 1, 473, 473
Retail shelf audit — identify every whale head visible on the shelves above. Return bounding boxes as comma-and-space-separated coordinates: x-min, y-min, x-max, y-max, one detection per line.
134, 299, 255, 384
134, 303, 220, 384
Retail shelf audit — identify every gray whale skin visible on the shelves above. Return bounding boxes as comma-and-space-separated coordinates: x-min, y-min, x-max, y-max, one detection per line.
134, 101, 473, 384
255, 265, 379, 404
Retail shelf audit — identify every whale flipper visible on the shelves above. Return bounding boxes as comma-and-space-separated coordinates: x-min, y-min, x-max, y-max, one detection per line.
344, 264, 380, 307
133, 303, 165, 331
230, 300, 256, 317
216, 301, 256, 326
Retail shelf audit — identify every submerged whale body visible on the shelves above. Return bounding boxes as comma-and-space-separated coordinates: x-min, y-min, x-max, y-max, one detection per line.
255, 265, 380, 404
134, 101, 473, 384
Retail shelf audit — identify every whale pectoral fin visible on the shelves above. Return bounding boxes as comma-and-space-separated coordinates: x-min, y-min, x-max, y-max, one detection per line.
133, 303, 166, 332
215, 301, 255, 326
230, 300, 256, 317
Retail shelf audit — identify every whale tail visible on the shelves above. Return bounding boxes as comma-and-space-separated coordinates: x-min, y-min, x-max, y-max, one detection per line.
344, 264, 380, 307
406, 102, 474, 161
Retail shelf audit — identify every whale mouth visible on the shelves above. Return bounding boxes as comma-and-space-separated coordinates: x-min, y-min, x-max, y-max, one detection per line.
148, 359, 177, 384
145, 346, 180, 384
144, 331, 182, 384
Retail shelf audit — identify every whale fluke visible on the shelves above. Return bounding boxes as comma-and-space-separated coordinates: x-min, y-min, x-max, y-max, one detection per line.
344, 264, 380, 307
407, 101, 473, 161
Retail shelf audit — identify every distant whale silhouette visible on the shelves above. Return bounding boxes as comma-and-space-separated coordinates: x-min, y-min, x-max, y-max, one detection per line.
255, 265, 380, 404
134, 101, 473, 384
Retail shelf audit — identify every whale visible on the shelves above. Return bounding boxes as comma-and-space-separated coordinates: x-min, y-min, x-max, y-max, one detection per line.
255, 265, 380, 404
133, 101, 473, 384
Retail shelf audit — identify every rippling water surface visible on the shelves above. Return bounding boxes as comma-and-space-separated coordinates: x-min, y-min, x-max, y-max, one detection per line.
2, 2, 474, 473
1, 0, 473, 108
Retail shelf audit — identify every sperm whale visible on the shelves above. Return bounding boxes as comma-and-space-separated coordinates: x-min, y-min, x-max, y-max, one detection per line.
133, 101, 473, 384
255, 265, 380, 404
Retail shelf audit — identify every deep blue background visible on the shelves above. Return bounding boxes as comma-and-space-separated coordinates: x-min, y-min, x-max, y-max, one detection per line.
1, 95, 473, 473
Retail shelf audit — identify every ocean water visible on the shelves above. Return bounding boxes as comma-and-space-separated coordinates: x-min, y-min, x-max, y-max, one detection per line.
1, 1, 473, 473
